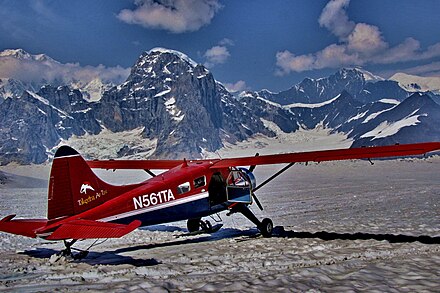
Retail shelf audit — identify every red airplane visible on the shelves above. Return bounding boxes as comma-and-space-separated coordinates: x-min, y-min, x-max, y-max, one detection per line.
1, 142, 440, 258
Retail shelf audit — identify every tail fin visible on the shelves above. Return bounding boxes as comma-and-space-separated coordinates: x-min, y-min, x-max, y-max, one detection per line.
48, 146, 134, 220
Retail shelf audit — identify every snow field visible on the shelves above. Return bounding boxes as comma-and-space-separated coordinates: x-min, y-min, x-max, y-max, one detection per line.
0, 156, 439, 291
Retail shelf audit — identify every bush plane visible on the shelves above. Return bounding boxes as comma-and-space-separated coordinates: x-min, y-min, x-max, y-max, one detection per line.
1, 142, 440, 258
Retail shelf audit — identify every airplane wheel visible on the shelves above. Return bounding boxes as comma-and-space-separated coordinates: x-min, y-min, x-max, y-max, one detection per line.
187, 218, 201, 232
259, 218, 273, 237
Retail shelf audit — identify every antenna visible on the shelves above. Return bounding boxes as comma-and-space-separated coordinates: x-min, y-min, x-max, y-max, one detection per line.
182, 158, 188, 167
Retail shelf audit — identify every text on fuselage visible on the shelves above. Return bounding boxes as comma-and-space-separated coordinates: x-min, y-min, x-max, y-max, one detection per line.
133, 189, 175, 209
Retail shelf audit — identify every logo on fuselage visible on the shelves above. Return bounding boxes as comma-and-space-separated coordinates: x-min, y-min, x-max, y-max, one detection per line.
133, 189, 175, 210
80, 182, 95, 194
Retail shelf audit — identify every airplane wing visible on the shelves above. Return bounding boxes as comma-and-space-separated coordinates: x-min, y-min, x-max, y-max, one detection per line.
86, 142, 440, 170
210, 142, 440, 168
87, 159, 185, 170
44, 219, 142, 240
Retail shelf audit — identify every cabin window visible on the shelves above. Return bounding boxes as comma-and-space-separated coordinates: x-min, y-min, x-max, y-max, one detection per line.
177, 182, 191, 194
194, 176, 206, 189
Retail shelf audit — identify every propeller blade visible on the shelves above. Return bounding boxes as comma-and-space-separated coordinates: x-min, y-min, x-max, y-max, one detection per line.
251, 192, 264, 211
249, 153, 259, 172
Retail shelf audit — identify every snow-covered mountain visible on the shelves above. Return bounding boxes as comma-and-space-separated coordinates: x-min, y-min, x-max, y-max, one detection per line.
256, 68, 409, 105
0, 85, 102, 164
73, 78, 113, 102
1, 48, 440, 165
390, 72, 440, 95
94, 48, 271, 159
0, 49, 61, 99
0, 48, 120, 101
0, 78, 39, 100
350, 93, 440, 147
355, 67, 384, 82
241, 90, 440, 148
0, 48, 271, 164
0, 48, 58, 63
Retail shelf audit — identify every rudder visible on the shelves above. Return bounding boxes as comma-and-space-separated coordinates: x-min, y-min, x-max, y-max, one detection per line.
48, 146, 123, 220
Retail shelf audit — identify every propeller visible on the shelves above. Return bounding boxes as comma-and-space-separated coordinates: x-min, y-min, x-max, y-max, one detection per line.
248, 153, 259, 172
247, 153, 264, 210
251, 191, 264, 211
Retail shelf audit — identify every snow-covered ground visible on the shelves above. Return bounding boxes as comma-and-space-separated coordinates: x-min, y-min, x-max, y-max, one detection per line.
0, 149, 439, 291
59, 127, 158, 160
204, 122, 353, 159
54, 122, 352, 161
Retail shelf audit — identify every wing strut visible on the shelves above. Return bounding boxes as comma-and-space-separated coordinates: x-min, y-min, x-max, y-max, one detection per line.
253, 162, 295, 193
144, 169, 157, 177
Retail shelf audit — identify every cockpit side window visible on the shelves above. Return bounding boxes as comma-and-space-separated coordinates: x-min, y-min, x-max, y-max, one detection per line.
177, 182, 191, 194
194, 176, 206, 189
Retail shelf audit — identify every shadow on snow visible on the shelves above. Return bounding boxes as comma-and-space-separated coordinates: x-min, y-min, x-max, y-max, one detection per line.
273, 226, 440, 245
19, 226, 440, 265
20, 248, 161, 267
19, 227, 249, 266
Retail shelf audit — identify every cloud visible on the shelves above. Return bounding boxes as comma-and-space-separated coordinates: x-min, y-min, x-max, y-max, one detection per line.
422, 43, 440, 60
347, 23, 387, 56
224, 80, 248, 92
117, 0, 222, 33
203, 45, 230, 68
203, 38, 234, 68
276, 0, 440, 74
318, 0, 354, 39
276, 44, 361, 74
0, 54, 130, 86
30, 0, 62, 24
219, 38, 234, 46
275, 51, 316, 74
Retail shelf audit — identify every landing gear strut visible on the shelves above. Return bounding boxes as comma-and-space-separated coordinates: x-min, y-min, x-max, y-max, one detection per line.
61, 239, 76, 257
60, 240, 89, 260
229, 204, 273, 237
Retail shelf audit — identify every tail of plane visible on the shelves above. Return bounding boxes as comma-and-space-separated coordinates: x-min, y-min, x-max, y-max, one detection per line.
48, 146, 138, 220
0, 146, 142, 240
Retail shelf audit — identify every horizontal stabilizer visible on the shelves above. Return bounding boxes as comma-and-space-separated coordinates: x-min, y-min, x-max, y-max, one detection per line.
46, 219, 141, 240
0, 214, 47, 238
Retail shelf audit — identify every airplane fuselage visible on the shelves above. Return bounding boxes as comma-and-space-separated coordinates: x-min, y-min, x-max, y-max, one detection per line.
46, 161, 230, 232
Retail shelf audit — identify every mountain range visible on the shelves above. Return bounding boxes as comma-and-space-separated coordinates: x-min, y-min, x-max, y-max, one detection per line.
1, 48, 440, 164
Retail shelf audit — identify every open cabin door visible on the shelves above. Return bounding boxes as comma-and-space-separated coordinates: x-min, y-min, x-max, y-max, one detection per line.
226, 169, 253, 204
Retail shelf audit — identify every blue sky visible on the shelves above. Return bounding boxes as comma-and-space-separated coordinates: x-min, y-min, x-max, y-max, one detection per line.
1, 0, 440, 92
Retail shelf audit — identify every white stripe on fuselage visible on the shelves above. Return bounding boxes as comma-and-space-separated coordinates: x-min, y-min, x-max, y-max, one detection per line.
99, 191, 209, 223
